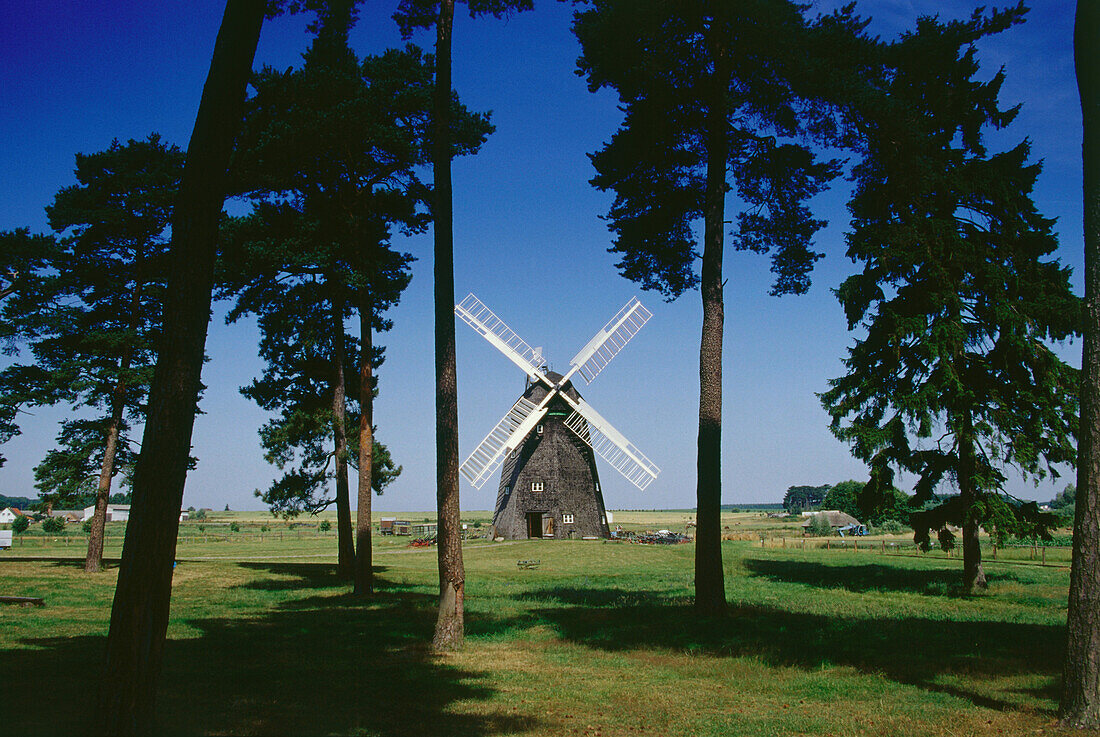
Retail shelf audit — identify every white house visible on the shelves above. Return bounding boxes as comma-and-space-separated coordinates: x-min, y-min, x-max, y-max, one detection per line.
0, 507, 22, 523
83, 504, 131, 522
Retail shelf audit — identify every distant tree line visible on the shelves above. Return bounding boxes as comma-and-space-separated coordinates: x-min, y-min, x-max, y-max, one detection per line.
0, 494, 35, 509
782, 481, 911, 527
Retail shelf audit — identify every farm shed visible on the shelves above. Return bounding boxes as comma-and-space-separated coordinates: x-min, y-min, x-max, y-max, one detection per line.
801, 510, 863, 534
50, 510, 84, 522
379, 519, 413, 535
82, 504, 130, 522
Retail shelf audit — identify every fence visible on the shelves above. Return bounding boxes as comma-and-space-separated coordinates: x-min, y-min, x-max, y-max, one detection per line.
4, 528, 333, 548
759, 535, 1073, 568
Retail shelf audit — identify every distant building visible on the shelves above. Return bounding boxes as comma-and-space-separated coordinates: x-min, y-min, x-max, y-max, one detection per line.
801, 510, 863, 534
379, 518, 412, 535
49, 510, 83, 522
82, 504, 130, 522
0, 507, 23, 523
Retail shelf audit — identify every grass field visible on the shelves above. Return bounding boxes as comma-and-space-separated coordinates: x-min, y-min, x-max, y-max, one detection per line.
0, 514, 1092, 736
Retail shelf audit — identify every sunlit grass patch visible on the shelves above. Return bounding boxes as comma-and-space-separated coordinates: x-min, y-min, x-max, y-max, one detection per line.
0, 535, 1081, 736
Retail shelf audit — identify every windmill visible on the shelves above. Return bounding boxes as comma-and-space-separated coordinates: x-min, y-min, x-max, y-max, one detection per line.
455, 294, 660, 539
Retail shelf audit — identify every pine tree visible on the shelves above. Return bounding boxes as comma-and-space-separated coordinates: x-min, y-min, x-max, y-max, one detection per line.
94, 4, 266, 732
1061, 0, 1100, 726
822, 7, 1078, 594
0, 135, 183, 573
392, 0, 529, 649
573, 0, 870, 614
0, 228, 60, 467
226, 4, 489, 585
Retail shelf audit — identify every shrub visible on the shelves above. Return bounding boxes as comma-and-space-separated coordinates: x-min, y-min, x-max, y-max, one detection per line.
807, 514, 832, 537
197, 524, 205, 533
12, 515, 29, 534
319, 520, 331, 533
229, 522, 241, 533
261, 525, 270, 533
42, 516, 65, 534
192, 508, 207, 521
82, 519, 93, 533
878, 519, 905, 534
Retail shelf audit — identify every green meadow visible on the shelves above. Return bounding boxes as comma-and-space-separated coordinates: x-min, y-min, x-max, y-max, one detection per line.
0, 514, 1090, 736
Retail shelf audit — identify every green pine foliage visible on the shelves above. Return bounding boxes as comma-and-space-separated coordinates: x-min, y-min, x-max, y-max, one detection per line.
821, 8, 1078, 569
393, 0, 533, 38
0, 228, 61, 466
573, 0, 874, 612
33, 419, 136, 509
0, 135, 183, 508
573, 0, 871, 299
222, 13, 490, 519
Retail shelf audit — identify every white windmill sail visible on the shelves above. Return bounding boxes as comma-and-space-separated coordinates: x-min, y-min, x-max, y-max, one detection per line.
455, 293, 548, 382
561, 395, 660, 490
459, 396, 548, 489
569, 297, 653, 384
456, 292, 660, 495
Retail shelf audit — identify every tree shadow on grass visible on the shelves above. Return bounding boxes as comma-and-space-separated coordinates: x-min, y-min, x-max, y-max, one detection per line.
0, 562, 540, 737
513, 585, 1063, 716
228, 561, 393, 592
0, 556, 120, 568
742, 557, 1026, 597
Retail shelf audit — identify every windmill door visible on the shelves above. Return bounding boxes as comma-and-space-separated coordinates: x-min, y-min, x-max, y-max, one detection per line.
526, 512, 553, 538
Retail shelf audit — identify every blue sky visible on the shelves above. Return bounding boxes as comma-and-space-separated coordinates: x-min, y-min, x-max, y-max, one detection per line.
0, 0, 1083, 512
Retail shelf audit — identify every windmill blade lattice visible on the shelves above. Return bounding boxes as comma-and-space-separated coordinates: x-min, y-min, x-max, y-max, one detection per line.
562, 398, 660, 490
459, 396, 546, 489
570, 297, 652, 384
455, 293, 660, 496
456, 293, 547, 381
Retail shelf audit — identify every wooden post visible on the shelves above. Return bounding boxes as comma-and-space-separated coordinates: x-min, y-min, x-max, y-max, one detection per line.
854, 538, 858, 552
881, 540, 886, 554
1042, 546, 1047, 566
827, 539, 830, 550
992, 544, 997, 560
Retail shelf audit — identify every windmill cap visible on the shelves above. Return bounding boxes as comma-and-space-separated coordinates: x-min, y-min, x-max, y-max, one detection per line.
524, 371, 582, 403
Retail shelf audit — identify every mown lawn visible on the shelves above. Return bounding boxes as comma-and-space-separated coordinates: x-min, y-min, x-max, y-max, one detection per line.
0, 538, 1091, 736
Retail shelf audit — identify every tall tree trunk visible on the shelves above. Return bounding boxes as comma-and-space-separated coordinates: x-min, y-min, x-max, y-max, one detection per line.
432, 0, 465, 651
86, 387, 125, 573
694, 17, 728, 616
92, 4, 264, 734
1062, 0, 1100, 726
87, 278, 144, 573
354, 290, 374, 595
330, 278, 355, 578
957, 412, 987, 594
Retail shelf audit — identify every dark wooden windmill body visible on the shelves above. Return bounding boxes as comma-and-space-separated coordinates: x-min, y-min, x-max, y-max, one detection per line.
454, 294, 660, 541
492, 373, 610, 539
